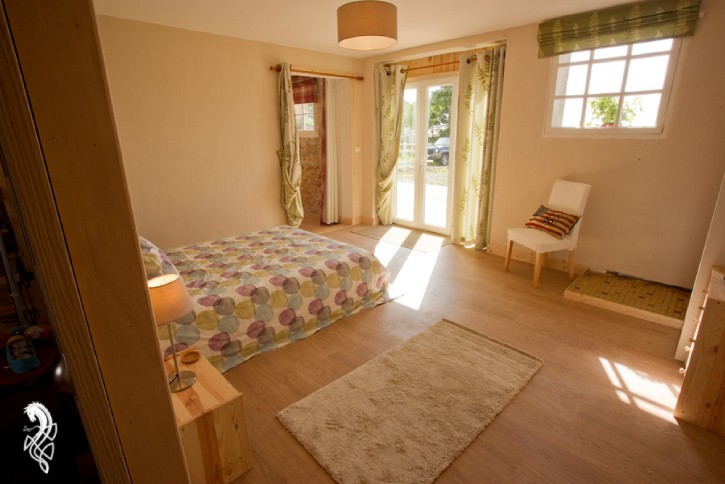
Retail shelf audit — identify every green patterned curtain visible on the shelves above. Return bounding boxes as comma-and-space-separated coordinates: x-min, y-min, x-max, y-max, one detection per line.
452, 46, 505, 249
276, 63, 303, 227
374, 64, 408, 225
538, 0, 700, 58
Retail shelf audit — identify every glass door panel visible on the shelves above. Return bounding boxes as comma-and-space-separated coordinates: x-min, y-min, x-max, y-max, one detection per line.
395, 87, 418, 223
423, 84, 452, 229
394, 77, 456, 235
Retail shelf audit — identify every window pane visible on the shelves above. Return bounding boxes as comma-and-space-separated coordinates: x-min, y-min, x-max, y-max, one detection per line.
303, 103, 314, 114
295, 114, 304, 130
556, 65, 588, 96
303, 114, 315, 130
396, 87, 417, 221
585, 96, 620, 128
400, 88, 417, 162
294, 104, 303, 115
426, 85, 452, 144
571, 51, 590, 62
552, 98, 583, 128
632, 38, 673, 55
593, 45, 628, 59
559, 50, 590, 64
625, 55, 669, 92
588, 60, 625, 94
548, 39, 678, 133
621, 94, 661, 127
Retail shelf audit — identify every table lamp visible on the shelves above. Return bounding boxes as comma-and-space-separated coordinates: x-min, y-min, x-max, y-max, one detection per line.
148, 273, 195, 392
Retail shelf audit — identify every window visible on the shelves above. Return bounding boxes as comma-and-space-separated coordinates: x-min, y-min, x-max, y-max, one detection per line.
545, 38, 680, 135
294, 103, 316, 134
395, 78, 457, 232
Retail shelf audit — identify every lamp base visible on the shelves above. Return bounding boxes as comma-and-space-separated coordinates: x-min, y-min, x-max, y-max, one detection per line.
168, 370, 196, 392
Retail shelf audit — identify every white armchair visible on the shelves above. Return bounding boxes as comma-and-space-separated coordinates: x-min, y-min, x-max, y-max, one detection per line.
505, 180, 591, 288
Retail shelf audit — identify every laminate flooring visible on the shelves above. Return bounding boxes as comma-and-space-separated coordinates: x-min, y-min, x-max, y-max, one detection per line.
224, 225, 725, 483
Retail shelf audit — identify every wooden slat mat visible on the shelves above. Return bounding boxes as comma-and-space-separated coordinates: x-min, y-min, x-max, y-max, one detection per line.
564, 270, 691, 328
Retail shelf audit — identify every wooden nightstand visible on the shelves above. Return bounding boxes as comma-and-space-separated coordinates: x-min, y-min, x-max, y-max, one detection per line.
167, 355, 253, 483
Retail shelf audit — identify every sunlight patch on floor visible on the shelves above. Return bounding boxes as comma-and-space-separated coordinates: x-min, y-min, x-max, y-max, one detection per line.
374, 241, 439, 311
599, 357, 679, 422
372, 240, 399, 267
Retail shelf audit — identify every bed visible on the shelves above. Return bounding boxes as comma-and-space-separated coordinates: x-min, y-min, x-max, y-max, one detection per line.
141, 225, 391, 372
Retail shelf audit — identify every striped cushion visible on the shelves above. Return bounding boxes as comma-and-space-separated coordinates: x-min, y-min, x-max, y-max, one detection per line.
525, 209, 579, 239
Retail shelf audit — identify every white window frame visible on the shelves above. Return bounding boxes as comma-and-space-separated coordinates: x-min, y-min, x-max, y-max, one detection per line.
295, 102, 317, 137
544, 38, 682, 138
392, 74, 458, 236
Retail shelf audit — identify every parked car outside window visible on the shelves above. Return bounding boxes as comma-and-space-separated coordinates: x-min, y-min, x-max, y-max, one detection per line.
427, 137, 449, 166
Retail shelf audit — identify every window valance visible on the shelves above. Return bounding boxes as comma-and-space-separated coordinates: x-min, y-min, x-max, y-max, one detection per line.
537, 0, 700, 58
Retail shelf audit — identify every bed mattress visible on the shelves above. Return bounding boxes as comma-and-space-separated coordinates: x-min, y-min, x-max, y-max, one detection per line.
159, 225, 391, 372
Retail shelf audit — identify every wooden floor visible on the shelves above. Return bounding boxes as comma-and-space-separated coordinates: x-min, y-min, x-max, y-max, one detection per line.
225, 225, 725, 483
297, 219, 349, 235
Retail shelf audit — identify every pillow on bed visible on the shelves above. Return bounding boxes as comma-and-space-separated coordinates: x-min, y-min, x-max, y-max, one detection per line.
139, 236, 178, 279
525, 208, 580, 239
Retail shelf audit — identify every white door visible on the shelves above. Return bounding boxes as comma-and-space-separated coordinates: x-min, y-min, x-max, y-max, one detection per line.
393, 76, 457, 235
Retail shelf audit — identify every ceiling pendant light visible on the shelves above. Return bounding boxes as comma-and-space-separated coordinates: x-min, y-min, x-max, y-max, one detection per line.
337, 1, 397, 51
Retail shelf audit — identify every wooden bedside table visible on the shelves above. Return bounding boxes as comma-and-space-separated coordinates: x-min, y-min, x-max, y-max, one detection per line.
166, 354, 253, 483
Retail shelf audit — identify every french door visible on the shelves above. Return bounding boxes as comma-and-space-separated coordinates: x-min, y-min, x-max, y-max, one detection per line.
393, 76, 457, 235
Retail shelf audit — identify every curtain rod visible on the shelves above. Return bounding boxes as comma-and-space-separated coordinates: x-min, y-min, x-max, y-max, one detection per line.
402, 61, 459, 73
385, 58, 476, 74
269, 65, 363, 81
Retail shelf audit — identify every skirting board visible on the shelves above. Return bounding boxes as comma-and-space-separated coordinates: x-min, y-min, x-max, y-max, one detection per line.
361, 215, 376, 226
339, 216, 360, 225
486, 243, 588, 276
562, 291, 684, 329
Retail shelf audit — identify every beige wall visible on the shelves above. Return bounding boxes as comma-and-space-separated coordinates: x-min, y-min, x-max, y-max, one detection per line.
98, 1, 725, 288
97, 16, 359, 248
360, 0, 725, 288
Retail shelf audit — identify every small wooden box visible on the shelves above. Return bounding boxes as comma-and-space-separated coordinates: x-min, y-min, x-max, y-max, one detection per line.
167, 355, 253, 483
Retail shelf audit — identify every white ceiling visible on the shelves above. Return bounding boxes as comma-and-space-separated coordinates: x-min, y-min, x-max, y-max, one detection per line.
93, 0, 631, 58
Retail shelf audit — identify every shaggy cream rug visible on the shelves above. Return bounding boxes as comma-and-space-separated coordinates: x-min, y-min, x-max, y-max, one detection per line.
277, 319, 543, 483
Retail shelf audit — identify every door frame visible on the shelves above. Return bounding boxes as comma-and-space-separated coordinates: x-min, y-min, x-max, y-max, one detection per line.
393, 74, 458, 235
0, 1, 188, 481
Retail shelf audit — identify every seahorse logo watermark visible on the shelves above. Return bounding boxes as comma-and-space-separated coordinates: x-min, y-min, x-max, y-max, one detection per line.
23, 401, 57, 474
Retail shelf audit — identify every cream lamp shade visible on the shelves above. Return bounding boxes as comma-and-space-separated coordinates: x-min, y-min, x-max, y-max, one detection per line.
337, 1, 397, 51
147, 274, 193, 326
148, 273, 197, 392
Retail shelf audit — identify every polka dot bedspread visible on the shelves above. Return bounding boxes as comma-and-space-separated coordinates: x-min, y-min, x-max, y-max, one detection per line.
158, 225, 391, 372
